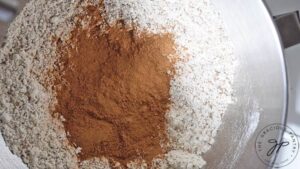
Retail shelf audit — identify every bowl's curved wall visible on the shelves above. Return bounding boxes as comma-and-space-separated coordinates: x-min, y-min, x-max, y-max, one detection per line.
203, 0, 288, 168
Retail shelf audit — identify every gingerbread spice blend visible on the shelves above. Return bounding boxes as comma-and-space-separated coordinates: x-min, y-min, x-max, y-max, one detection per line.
53, 5, 176, 167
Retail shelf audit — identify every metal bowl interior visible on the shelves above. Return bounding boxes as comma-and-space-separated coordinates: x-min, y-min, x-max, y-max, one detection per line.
203, 0, 287, 168
0, 0, 287, 168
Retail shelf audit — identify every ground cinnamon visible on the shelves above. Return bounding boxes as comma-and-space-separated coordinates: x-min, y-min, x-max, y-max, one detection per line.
53, 5, 176, 167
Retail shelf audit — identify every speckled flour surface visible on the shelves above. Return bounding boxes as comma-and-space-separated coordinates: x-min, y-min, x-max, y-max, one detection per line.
0, 0, 236, 169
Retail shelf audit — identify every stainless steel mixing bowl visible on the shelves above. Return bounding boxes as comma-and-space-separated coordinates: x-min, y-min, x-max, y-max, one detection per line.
0, 0, 287, 168
203, 0, 287, 168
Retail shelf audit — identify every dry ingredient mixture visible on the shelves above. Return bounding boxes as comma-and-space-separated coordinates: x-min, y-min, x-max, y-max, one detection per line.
54, 5, 177, 167
0, 0, 236, 169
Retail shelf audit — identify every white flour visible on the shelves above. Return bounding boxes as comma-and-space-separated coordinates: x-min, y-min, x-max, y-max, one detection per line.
0, 0, 236, 168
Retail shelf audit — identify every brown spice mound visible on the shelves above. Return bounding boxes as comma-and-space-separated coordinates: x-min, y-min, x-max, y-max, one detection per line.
53, 6, 176, 167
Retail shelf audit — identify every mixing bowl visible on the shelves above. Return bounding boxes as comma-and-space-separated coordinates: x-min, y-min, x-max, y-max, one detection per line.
0, 0, 287, 168
203, 0, 287, 168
